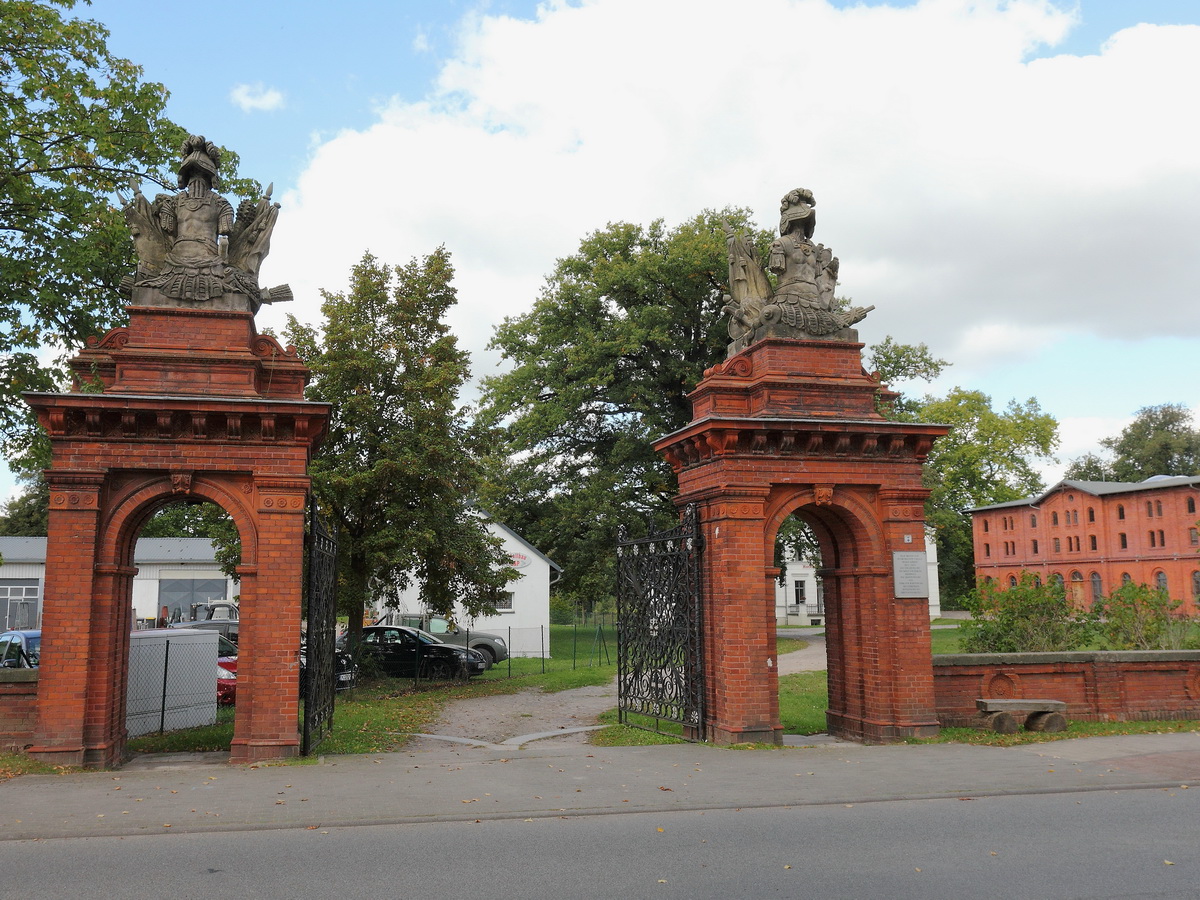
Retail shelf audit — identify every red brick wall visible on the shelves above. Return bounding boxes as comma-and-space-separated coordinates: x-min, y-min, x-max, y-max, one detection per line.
0, 671, 38, 751
933, 653, 1200, 725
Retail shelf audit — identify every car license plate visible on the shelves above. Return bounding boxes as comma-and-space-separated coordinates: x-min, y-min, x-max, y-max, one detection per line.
338, 672, 352, 682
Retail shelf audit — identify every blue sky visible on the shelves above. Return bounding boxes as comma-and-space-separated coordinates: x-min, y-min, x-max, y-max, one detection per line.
14, 0, 1200, 497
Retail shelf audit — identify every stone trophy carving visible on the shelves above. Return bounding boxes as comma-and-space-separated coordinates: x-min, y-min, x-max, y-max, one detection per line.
722, 188, 873, 357
118, 135, 291, 314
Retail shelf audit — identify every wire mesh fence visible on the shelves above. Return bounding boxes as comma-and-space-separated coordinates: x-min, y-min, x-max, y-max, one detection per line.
127, 632, 226, 737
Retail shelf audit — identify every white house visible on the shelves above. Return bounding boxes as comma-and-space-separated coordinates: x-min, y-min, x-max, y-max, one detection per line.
774, 528, 941, 624
378, 521, 561, 658
0, 537, 237, 630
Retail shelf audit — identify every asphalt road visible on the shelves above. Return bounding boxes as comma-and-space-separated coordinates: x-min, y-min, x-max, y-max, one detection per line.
4, 783, 1198, 898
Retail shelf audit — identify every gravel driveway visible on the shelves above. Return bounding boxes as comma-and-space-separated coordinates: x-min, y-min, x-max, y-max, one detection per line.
404, 633, 827, 751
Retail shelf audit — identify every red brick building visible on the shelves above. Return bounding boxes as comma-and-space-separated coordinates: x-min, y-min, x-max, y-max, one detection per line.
971, 476, 1200, 615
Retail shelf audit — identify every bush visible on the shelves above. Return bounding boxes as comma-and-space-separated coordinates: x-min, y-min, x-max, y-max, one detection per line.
549, 594, 575, 625
1093, 582, 1198, 650
960, 573, 1093, 653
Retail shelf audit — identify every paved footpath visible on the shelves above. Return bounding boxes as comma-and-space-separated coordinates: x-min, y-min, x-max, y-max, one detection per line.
2, 726, 1197, 841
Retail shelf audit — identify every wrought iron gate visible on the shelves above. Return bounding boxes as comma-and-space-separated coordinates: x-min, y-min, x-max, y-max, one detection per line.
301, 502, 338, 755
616, 504, 706, 740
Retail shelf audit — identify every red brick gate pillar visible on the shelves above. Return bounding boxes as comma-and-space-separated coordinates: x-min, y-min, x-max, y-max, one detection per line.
26, 306, 328, 768
656, 339, 947, 744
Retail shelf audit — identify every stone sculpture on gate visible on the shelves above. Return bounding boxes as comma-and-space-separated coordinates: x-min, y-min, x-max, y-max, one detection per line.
119, 134, 290, 314
722, 188, 873, 356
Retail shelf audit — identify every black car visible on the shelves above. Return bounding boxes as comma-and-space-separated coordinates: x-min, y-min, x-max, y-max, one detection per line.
299, 640, 357, 694
340, 625, 487, 679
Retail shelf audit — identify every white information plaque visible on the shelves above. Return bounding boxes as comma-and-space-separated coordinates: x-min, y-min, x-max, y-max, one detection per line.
892, 551, 929, 598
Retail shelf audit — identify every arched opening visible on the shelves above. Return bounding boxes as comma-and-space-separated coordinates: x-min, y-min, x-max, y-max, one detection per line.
122, 498, 243, 751
772, 512, 827, 737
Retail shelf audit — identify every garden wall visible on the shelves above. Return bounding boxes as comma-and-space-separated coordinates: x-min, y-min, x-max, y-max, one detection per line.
933, 651, 1200, 727
0, 669, 38, 751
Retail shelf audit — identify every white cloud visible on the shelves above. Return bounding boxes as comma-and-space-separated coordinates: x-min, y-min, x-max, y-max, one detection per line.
229, 83, 286, 113
259, 0, 1200, 404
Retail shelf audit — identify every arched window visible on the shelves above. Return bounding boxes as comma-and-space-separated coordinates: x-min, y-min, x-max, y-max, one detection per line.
1009, 575, 1018, 587
1147, 501, 1154, 517
1156, 571, 1168, 592
1087, 507, 1095, 523
1121, 572, 1132, 585
1119, 532, 1127, 549
1188, 497, 1196, 515
1030, 513, 1038, 527
1090, 572, 1103, 602
1033, 575, 1042, 587
1192, 571, 1200, 600
1117, 504, 1125, 520
983, 519, 989, 533
1052, 511, 1059, 526
1089, 535, 1097, 551
1156, 500, 1163, 516
1052, 572, 1064, 586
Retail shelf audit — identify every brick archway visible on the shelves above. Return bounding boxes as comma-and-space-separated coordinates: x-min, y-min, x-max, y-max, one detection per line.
656, 338, 948, 743
25, 305, 328, 767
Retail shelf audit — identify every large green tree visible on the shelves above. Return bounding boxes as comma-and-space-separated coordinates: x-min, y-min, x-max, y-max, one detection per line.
915, 389, 1058, 602
0, 0, 254, 474
291, 251, 514, 646
477, 210, 764, 606
1065, 402, 1200, 482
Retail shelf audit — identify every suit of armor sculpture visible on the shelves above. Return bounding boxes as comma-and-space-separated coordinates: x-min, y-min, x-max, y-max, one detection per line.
120, 135, 288, 314
722, 188, 872, 357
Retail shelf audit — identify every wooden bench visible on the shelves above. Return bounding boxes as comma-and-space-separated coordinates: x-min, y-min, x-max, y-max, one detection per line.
975, 699, 1067, 734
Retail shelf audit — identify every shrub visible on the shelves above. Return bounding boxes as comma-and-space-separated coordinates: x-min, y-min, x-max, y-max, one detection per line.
960, 573, 1093, 653
1093, 582, 1197, 650
549, 593, 575, 625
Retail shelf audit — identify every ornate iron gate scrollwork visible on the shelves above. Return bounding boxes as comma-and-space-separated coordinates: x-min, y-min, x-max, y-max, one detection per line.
617, 503, 706, 740
301, 501, 338, 755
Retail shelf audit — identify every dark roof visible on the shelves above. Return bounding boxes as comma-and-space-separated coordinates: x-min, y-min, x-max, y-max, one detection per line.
0, 537, 224, 565
970, 476, 1200, 513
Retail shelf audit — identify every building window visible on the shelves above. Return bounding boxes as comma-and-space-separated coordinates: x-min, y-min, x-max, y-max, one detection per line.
1147, 501, 1154, 517
1033, 575, 1043, 587
1117, 504, 1125, 520
1053, 538, 1061, 552
1052, 512, 1059, 526
1090, 572, 1103, 602
1159, 530, 1165, 547
984, 543, 990, 557
1149, 531, 1157, 548
0, 579, 39, 630
983, 519, 989, 533
158, 578, 228, 622
1191, 528, 1199, 547
1032, 539, 1039, 555
1052, 573, 1064, 586
1087, 507, 1095, 523
1193, 571, 1200, 600
1030, 513, 1038, 528
794, 581, 807, 605
1119, 532, 1127, 549
1089, 535, 1097, 551
1156, 500, 1163, 517
1121, 572, 1132, 585
1009, 575, 1018, 587
1188, 497, 1196, 515
1156, 571, 1168, 592
493, 591, 515, 611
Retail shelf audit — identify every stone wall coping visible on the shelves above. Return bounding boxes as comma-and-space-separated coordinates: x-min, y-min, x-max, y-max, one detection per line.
0, 670, 39, 683
934, 650, 1200, 666
23, 391, 330, 411
657, 414, 950, 443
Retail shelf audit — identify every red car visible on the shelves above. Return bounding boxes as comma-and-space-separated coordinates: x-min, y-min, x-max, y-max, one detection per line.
216, 662, 237, 705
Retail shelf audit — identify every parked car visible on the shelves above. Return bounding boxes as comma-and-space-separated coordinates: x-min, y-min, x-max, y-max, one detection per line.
169, 618, 239, 644
216, 662, 237, 705
0, 629, 40, 668
341, 625, 487, 679
216, 634, 239, 673
299, 639, 357, 694
396, 614, 509, 666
